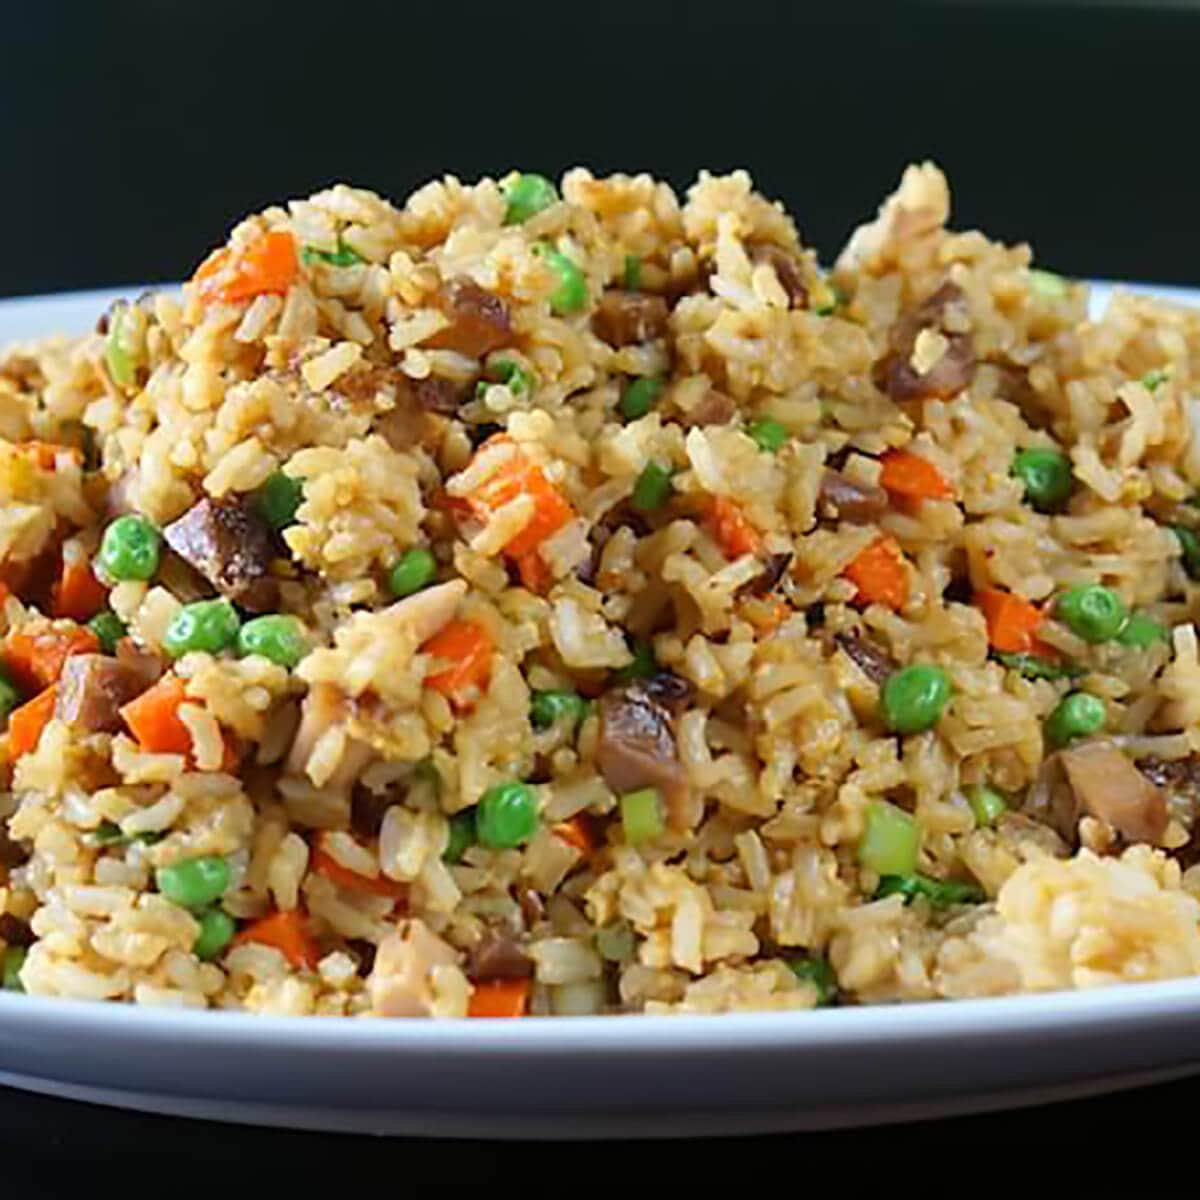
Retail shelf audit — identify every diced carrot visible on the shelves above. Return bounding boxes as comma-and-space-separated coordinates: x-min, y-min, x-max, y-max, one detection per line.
2, 624, 100, 693
51, 556, 109, 622
119, 674, 193, 756
19, 442, 82, 471
879, 448, 952, 501
234, 909, 320, 971
975, 588, 1045, 654
424, 619, 494, 710
7, 686, 57, 758
0, 581, 10, 605
468, 978, 531, 1018
706, 495, 762, 559
311, 834, 407, 903
552, 814, 598, 858
843, 535, 909, 611
462, 439, 574, 573
515, 549, 551, 594
192, 231, 298, 306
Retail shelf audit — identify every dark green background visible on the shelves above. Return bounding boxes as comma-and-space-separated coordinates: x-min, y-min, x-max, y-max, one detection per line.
2, 0, 1197, 296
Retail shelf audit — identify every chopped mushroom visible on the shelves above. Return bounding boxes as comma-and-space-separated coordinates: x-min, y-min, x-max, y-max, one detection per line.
596, 681, 693, 829
424, 278, 512, 358
1059, 740, 1168, 844
55, 653, 152, 733
817, 470, 889, 524
748, 243, 808, 308
592, 290, 670, 346
163, 496, 279, 613
368, 918, 460, 1017
880, 282, 976, 402
467, 931, 534, 981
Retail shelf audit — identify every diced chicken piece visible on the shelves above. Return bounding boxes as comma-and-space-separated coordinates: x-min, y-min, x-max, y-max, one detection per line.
55, 653, 151, 733
423, 279, 512, 359
597, 680, 691, 829
592, 290, 670, 346
817, 470, 889, 524
467, 932, 533, 981
163, 496, 278, 613
1060, 739, 1169, 844
369, 918, 460, 1017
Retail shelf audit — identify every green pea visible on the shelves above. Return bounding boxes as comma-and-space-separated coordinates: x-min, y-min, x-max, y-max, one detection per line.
236, 614, 308, 668
0, 668, 19, 724
2, 946, 26, 992
813, 282, 847, 318
192, 908, 236, 961
1116, 613, 1168, 648
620, 787, 664, 845
443, 809, 476, 864
1029, 268, 1070, 299
1011, 447, 1072, 513
613, 639, 656, 685
786, 954, 838, 1006
253, 471, 303, 531
476, 358, 534, 399
98, 514, 161, 582
1045, 691, 1106, 748
504, 173, 559, 225
965, 783, 1007, 827
623, 254, 643, 291
87, 610, 127, 655
105, 304, 135, 387
163, 599, 241, 659
535, 245, 587, 314
880, 664, 952, 734
388, 547, 438, 598
301, 240, 363, 267
475, 782, 539, 849
631, 461, 673, 512
1055, 584, 1128, 644
1142, 368, 1169, 392
1173, 526, 1200, 580
619, 377, 664, 421
530, 688, 588, 730
875, 872, 984, 907
155, 855, 230, 910
858, 800, 920, 876
747, 418, 788, 453
995, 651, 1085, 681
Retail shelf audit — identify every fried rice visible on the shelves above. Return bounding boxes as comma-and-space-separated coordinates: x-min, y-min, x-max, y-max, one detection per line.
1, 162, 1200, 1018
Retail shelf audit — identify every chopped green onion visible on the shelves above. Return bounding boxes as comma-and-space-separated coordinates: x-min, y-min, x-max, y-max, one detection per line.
875, 873, 984, 907
476, 358, 534, 399
301, 240, 363, 267
995, 652, 1085, 681
623, 254, 643, 291
747, 418, 788, 453
105, 304, 135, 387
1173, 525, 1200, 580
1141, 368, 1170, 392
2, 946, 26, 992
0, 669, 19, 724
87, 610, 127, 655
619, 377, 664, 421
620, 787, 665, 844
613, 639, 656, 684
443, 810, 476, 864
631, 461, 673, 512
858, 800, 920, 876
787, 954, 838, 1006
1116, 613, 1169, 648
86, 821, 163, 849
813, 282, 847, 317
965, 784, 1008, 827
1029, 268, 1070, 299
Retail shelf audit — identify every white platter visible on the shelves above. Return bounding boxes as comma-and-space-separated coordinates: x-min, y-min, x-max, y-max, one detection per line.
1, 281, 1199, 1140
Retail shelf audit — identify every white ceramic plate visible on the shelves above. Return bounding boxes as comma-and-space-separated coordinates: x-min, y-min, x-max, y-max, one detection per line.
2, 281, 1200, 1140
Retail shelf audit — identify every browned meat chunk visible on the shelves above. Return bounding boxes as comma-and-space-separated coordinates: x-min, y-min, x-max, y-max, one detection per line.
817, 470, 889, 524
881, 282, 977, 402
592, 290, 670, 346
679, 387, 737, 428
467, 932, 533, 982
163, 497, 279, 613
833, 632, 895, 686
748, 243, 808, 307
423, 279, 512, 359
55, 653, 151, 733
412, 376, 462, 414
638, 671, 694, 715
1060, 740, 1168, 844
597, 681, 691, 828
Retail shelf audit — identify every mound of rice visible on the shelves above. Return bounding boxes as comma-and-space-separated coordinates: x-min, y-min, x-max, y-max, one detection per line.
2, 162, 1200, 1018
